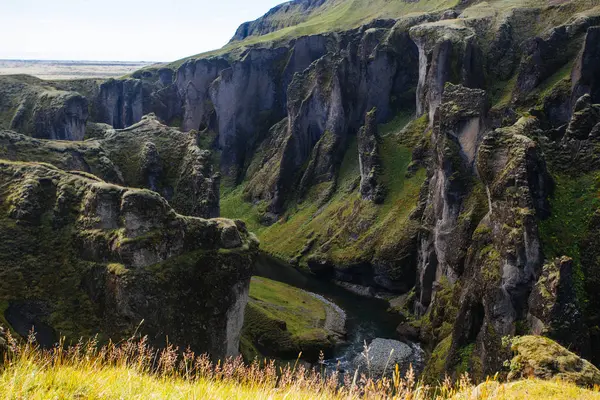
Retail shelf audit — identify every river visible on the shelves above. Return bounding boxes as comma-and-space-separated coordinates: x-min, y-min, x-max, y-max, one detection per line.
254, 252, 423, 374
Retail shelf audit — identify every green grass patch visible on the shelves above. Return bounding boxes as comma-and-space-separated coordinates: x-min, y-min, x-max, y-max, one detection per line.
539, 172, 600, 306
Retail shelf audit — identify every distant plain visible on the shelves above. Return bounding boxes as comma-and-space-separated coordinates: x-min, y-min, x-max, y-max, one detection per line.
0, 59, 154, 80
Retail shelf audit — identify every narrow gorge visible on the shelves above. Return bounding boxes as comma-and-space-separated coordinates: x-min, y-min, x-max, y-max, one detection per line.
2, 0, 600, 388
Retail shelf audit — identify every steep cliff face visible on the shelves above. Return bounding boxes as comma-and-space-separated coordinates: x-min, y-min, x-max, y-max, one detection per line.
0, 160, 257, 358
0, 76, 89, 140
94, 78, 143, 129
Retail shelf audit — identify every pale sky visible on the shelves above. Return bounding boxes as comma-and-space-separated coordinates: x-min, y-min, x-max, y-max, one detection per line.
0, 0, 285, 61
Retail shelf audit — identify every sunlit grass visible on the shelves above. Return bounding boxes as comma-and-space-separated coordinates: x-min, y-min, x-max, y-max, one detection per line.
1, 333, 600, 399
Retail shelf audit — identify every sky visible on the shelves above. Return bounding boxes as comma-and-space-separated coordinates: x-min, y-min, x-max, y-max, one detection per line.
0, 0, 285, 62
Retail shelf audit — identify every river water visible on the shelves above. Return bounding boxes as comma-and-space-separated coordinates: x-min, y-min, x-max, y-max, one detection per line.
254, 253, 421, 373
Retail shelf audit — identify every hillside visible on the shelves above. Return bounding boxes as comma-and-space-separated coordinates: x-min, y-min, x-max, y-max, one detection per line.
3, 0, 600, 394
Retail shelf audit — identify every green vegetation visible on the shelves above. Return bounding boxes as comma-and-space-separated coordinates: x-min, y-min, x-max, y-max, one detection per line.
169, 0, 461, 65
1, 335, 599, 399
221, 113, 429, 269
508, 336, 600, 387
241, 277, 334, 361
539, 172, 600, 306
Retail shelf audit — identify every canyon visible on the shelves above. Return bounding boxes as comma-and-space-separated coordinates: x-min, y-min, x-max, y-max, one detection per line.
1, 0, 600, 385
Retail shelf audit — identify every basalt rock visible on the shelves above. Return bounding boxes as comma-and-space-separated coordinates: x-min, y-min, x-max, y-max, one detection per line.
0, 76, 89, 141
0, 114, 220, 219
94, 78, 143, 129
409, 20, 484, 122
528, 257, 590, 357
358, 108, 385, 203
415, 83, 488, 312
176, 58, 230, 132
245, 21, 420, 216
0, 160, 257, 358
443, 116, 552, 379
572, 26, 600, 104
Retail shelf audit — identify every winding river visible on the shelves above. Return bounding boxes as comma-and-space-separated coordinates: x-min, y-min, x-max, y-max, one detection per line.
254, 253, 423, 373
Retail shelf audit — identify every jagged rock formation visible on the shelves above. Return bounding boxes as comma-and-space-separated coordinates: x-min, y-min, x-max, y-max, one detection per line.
2, 0, 600, 385
358, 108, 385, 203
0, 160, 257, 358
0, 114, 220, 218
0, 76, 88, 140
528, 257, 590, 357
94, 78, 143, 129
409, 19, 484, 122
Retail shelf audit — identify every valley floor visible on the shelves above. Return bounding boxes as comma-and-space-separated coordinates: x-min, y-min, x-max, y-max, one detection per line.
0, 59, 154, 80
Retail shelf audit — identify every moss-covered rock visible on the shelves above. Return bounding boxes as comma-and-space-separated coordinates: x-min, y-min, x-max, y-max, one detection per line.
0, 160, 257, 359
0, 75, 88, 141
508, 336, 600, 387
240, 277, 344, 362
0, 114, 220, 218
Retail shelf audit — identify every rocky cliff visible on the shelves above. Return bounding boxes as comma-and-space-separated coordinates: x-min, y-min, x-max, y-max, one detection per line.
0, 114, 220, 218
2, 0, 600, 383
0, 160, 257, 358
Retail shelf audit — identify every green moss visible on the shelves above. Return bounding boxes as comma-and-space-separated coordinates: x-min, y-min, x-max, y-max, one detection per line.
241, 277, 334, 361
422, 336, 453, 383
509, 335, 600, 387
539, 172, 600, 307
455, 343, 475, 376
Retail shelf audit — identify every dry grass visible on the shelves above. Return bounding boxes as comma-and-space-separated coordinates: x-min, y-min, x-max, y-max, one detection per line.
1, 332, 600, 399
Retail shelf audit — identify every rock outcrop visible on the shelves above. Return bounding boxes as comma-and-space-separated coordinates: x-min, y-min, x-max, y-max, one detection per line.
0, 114, 220, 219
0, 160, 257, 358
94, 78, 143, 129
508, 336, 600, 387
528, 257, 590, 357
0, 76, 88, 141
358, 108, 385, 203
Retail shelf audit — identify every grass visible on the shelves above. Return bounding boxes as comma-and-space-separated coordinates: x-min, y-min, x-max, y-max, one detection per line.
247, 277, 327, 339
240, 277, 335, 361
1, 335, 599, 399
221, 114, 427, 268
168, 0, 460, 65
539, 172, 600, 306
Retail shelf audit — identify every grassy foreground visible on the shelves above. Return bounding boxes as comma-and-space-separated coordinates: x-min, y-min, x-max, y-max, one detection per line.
1, 335, 600, 399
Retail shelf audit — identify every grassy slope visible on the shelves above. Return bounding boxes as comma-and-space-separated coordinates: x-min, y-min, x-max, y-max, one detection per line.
221, 115, 427, 267
168, 0, 578, 66
1, 352, 599, 399
241, 277, 334, 361
168, 0, 460, 64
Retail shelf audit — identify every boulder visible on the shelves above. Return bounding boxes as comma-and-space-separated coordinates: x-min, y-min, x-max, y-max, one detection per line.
508, 336, 600, 387
352, 338, 418, 378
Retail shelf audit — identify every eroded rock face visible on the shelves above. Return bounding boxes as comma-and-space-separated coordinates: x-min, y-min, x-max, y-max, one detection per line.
245, 21, 420, 216
528, 257, 590, 357
416, 84, 488, 311
0, 76, 89, 141
0, 161, 257, 358
95, 79, 143, 129
0, 114, 220, 219
176, 58, 229, 132
572, 26, 600, 104
409, 20, 484, 122
358, 109, 385, 203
